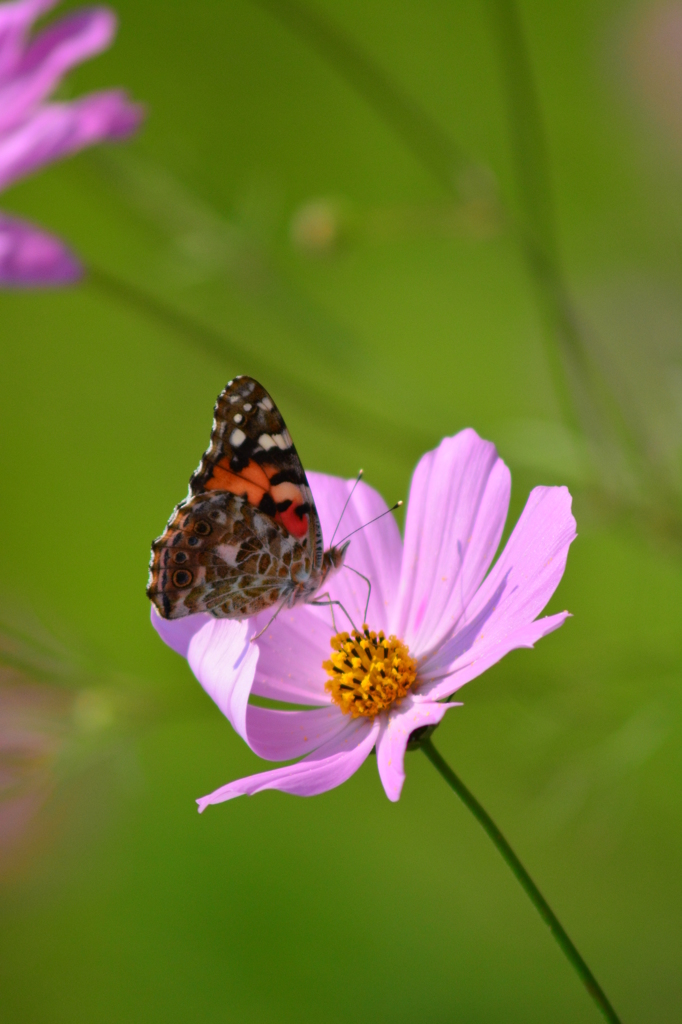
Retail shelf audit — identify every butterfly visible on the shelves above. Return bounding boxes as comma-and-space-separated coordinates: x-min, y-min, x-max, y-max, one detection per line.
147, 376, 349, 620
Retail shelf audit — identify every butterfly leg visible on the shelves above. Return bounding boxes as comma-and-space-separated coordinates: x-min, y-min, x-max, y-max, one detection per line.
250, 598, 288, 642
343, 565, 372, 625
309, 593, 357, 633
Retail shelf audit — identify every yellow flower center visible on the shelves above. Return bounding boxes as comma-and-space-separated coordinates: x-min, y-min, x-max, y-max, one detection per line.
323, 625, 417, 718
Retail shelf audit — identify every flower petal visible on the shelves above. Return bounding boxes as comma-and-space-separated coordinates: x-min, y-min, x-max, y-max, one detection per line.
0, 212, 79, 285
251, 604, 332, 705
187, 618, 258, 745
393, 430, 511, 656
307, 471, 403, 632
418, 485, 576, 698
418, 612, 569, 701
153, 609, 347, 762
376, 696, 458, 801
243, 704, 347, 761
150, 606, 212, 658
0, 8, 117, 133
0, 90, 143, 193
0, 1, 57, 82
196, 716, 379, 810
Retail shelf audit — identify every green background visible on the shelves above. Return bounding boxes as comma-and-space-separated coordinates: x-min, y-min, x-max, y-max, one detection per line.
1, 0, 681, 1021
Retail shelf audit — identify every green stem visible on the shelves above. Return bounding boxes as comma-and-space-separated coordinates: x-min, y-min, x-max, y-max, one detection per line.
421, 737, 623, 1024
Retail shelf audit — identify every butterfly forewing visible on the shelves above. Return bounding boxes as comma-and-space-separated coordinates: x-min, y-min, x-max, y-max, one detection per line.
147, 376, 330, 620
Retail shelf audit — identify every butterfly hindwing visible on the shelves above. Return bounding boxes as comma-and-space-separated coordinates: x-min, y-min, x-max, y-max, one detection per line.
148, 491, 313, 619
148, 376, 329, 620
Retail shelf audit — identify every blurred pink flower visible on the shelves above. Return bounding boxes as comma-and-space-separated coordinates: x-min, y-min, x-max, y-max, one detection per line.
0, 0, 142, 286
153, 430, 577, 808
0, 682, 69, 870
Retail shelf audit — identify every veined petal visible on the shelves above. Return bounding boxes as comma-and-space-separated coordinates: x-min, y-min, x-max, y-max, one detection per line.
307, 471, 402, 633
393, 430, 510, 655
418, 612, 569, 701
0, 212, 79, 285
197, 716, 379, 810
0, 90, 143, 193
187, 618, 258, 745
150, 606, 212, 658
243, 704, 347, 761
420, 485, 576, 686
0, 8, 117, 133
376, 696, 458, 802
251, 605, 332, 706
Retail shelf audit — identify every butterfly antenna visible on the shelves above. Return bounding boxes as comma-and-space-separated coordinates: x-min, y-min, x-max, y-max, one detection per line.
337, 501, 403, 547
329, 469, 363, 548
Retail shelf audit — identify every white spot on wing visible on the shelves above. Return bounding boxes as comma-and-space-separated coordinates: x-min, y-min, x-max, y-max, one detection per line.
274, 431, 292, 449
215, 542, 241, 565
243, 403, 252, 412
233, 413, 243, 424
258, 433, 276, 450
230, 428, 246, 446
259, 397, 274, 410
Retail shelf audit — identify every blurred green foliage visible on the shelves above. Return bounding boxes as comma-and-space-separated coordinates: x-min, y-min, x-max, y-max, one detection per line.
1, 0, 681, 1021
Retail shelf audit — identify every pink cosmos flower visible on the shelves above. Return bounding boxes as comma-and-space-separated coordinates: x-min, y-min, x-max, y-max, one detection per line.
153, 430, 577, 807
0, 0, 142, 286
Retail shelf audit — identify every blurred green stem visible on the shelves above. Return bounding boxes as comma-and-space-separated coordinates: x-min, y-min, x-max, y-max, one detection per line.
486, 0, 579, 426
487, 0, 557, 262
253, 0, 646, 456
252, 0, 580, 425
86, 264, 429, 461
88, 264, 252, 367
486, 0, 682, 519
485, 0, 607, 435
421, 738, 623, 1024
250, 0, 468, 192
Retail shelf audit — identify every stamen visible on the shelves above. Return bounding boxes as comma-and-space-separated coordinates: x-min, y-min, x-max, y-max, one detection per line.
323, 625, 417, 718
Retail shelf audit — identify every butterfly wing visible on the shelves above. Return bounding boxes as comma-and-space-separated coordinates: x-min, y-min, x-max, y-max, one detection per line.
147, 376, 324, 620
147, 491, 314, 619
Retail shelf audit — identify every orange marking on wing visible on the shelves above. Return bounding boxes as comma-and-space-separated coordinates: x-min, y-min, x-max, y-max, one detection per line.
236, 460, 270, 490
204, 458, 308, 536
204, 460, 267, 505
